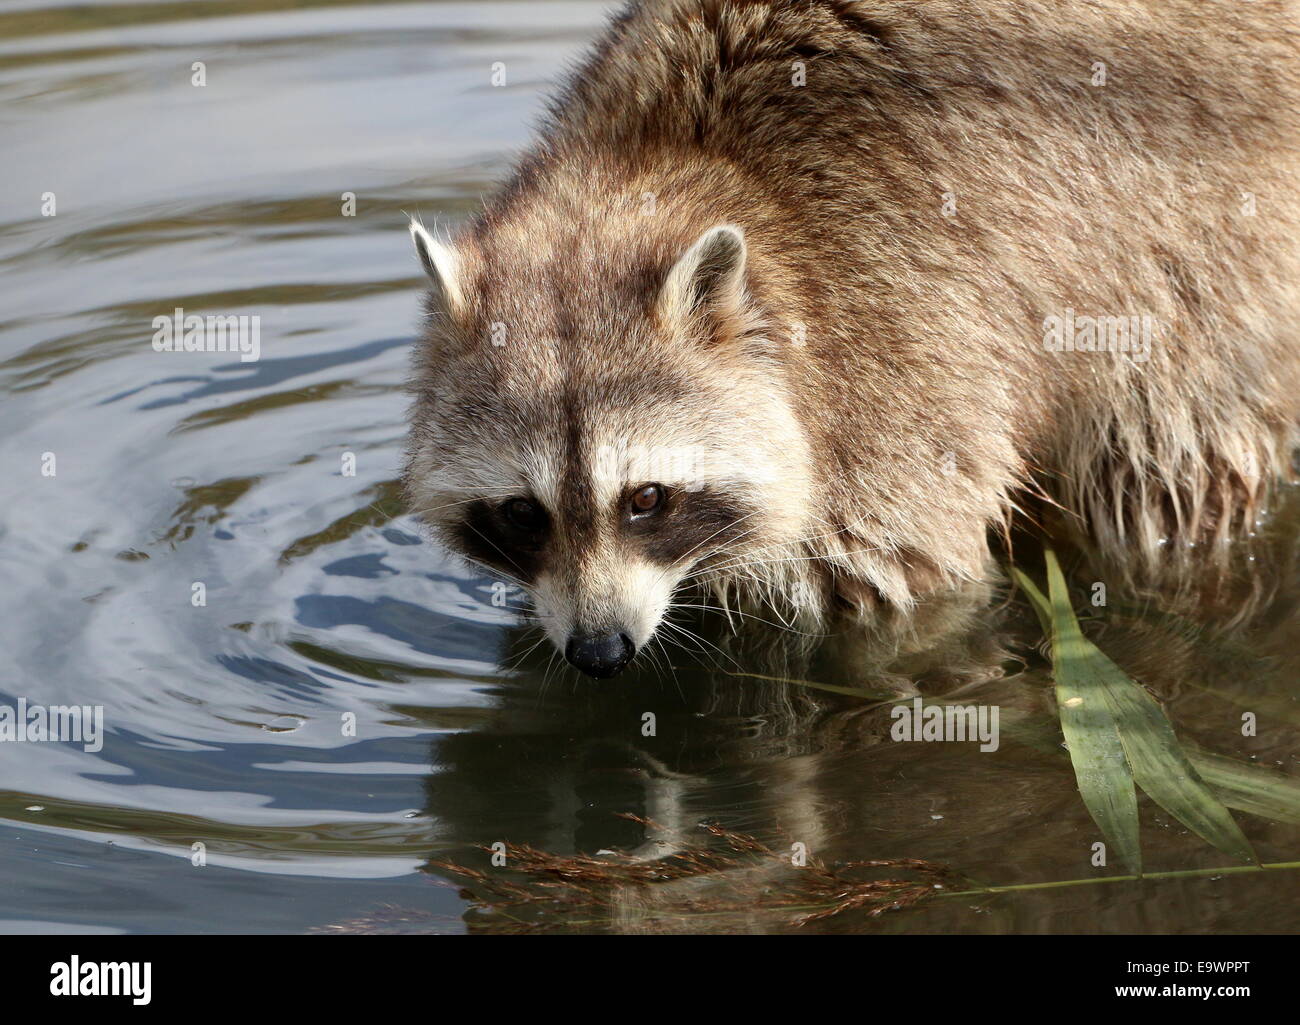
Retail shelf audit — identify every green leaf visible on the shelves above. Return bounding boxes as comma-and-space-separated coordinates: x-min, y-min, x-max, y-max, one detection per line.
1187, 746, 1300, 827
964, 690, 1300, 829
1039, 550, 1258, 867
1013, 564, 1141, 873
1011, 566, 1052, 637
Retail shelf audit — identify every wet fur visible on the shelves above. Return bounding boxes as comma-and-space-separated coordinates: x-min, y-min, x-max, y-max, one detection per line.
405, 0, 1300, 654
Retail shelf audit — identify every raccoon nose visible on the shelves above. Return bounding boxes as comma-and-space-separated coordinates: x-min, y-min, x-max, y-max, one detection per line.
565, 632, 635, 678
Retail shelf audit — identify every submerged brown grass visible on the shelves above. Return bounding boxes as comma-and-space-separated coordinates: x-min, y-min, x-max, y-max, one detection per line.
425, 814, 953, 932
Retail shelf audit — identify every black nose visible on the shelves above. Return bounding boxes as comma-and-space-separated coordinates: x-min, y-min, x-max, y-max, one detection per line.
564, 632, 635, 678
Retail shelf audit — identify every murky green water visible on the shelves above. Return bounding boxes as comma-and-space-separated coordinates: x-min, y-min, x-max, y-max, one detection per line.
2, 0, 1298, 934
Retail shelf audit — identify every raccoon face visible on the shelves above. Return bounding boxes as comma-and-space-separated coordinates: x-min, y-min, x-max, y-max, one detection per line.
404, 220, 813, 677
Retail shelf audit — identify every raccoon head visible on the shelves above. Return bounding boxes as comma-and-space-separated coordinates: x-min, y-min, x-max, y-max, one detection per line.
403, 218, 813, 678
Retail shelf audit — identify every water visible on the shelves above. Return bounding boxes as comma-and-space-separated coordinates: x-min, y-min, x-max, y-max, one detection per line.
2, 0, 1298, 934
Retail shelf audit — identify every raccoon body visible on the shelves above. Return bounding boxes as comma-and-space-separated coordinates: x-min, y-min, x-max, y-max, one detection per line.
405, 0, 1300, 676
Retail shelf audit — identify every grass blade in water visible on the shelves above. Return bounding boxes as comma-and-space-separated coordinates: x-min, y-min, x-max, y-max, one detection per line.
1041, 550, 1258, 866
1012, 565, 1142, 874
1188, 747, 1300, 827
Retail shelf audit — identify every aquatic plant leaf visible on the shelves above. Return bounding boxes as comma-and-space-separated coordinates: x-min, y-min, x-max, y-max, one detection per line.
1039, 550, 1257, 867
1103, 599, 1300, 727
964, 681, 1300, 829
1186, 746, 1300, 827
1012, 565, 1141, 874
1014, 567, 1052, 637
995, 702, 1300, 827
706, 668, 896, 700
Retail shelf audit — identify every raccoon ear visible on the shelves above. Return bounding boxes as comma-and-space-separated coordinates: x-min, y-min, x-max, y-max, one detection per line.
658, 225, 748, 336
409, 220, 464, 315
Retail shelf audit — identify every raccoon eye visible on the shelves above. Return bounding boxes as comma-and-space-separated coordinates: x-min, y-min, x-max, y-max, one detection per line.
629, 484, 665, 517
501, 497, 546, 533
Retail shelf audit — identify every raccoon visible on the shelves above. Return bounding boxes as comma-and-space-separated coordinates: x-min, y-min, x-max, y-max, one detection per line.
404, 0, 1300, 678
